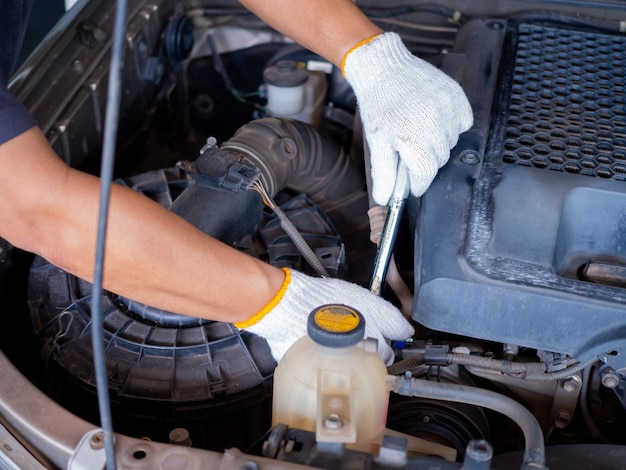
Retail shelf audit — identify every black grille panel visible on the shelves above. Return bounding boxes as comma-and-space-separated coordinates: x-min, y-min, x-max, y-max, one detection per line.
502, 24, 626, 179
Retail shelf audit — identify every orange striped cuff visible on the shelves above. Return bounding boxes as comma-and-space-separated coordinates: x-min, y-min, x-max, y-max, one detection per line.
340, 33, 381, 77
234, 267, 291, 329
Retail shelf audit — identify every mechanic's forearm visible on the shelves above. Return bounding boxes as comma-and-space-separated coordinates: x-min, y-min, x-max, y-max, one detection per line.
238, 0, 382, 67
0, 127, 284, 322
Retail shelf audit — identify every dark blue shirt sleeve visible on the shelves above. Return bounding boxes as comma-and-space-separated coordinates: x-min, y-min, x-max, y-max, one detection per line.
1, 0, 33, 85
0, 0, 36, 144
0, 85, 36, 144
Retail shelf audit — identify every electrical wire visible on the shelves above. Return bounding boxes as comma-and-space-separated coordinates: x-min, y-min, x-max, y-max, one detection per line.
206, 33, 264, 111
387, 354, 425, 376
251, 181, 330, 278
453, 353, 598, 381
373, 17, 458, 34
360, 5, 463, 20
250, 180, 274, 208
90, 0, 127, 468
523, 357, 598, 381
580, 363, 612, 443
390, 350, 599, 383
198, 7, 252, 16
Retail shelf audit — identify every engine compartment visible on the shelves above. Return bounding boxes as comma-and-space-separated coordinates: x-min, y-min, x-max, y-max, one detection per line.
2, 0, 626, 468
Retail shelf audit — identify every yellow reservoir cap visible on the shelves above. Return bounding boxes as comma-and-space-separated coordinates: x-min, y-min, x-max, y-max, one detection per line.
314, 305, 361, 333
307, 304, 365, 348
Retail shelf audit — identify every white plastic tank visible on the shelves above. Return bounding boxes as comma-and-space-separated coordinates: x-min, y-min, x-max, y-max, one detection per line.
271, 304, 390, 453
263, 60, 328, 126
264, 60, 308, 116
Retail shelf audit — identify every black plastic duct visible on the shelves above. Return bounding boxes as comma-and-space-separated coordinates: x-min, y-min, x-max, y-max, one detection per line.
170, 184, 264, 246
221, 117, 370, 239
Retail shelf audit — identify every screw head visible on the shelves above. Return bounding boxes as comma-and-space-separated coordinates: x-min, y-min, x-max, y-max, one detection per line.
601, 372, 620, 389
460, 150, 481, 165
323, 413, 344, 431
561, 378, 578, 393
71, 59, 84, 73
89, 432, 104, 450
554, 411, 571, 429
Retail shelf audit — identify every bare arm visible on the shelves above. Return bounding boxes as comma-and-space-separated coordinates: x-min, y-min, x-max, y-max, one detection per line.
0, 127, 284, 322
238, 0, 382, 67
0, 1, 381, 324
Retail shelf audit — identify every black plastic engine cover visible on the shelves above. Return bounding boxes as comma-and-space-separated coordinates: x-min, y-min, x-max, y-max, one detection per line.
412, 19, 626, 369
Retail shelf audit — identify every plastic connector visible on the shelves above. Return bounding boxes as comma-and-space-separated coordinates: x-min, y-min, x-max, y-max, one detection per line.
424, 344, 450, 366
178, 138, 260, 192
390, 372, 416, 397
536, 350, 568, 373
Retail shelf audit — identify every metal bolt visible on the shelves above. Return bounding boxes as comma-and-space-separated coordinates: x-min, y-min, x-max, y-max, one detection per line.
503, 343, 519, 361
89, 432, 104, 450
323, 413, 344, 431
601, 371, 620, 389
71, 59, 84, 73
554, 411, 571, 429
169, 427, 192, 447
460, 150, 481, 165
561, 377, 578, 393
465, 439, 493, 463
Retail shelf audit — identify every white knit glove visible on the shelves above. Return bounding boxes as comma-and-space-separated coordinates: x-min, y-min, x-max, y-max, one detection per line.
343, 32, 473, 206
235, 268, 414, 364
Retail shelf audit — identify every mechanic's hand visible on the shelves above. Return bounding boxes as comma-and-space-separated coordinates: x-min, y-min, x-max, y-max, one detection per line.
343, 32, 473, 206
234, 268, 414, 364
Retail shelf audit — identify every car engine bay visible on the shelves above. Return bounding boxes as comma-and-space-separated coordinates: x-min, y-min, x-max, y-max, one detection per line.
2, 0, 626, 468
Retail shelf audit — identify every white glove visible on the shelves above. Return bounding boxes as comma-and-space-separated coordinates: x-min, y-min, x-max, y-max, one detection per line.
235, 268, 414, 364
343, 32, 473, 206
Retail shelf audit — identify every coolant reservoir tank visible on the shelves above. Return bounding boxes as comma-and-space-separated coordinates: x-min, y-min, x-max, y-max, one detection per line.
271, 304, 390, 453
263, 60, 308, 115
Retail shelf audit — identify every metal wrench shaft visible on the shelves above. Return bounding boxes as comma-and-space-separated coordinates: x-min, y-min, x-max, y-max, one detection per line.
370, 161, 410, 295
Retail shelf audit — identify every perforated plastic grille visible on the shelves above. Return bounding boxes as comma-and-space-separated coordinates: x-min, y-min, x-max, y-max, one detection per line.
502, 24, 626, 179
